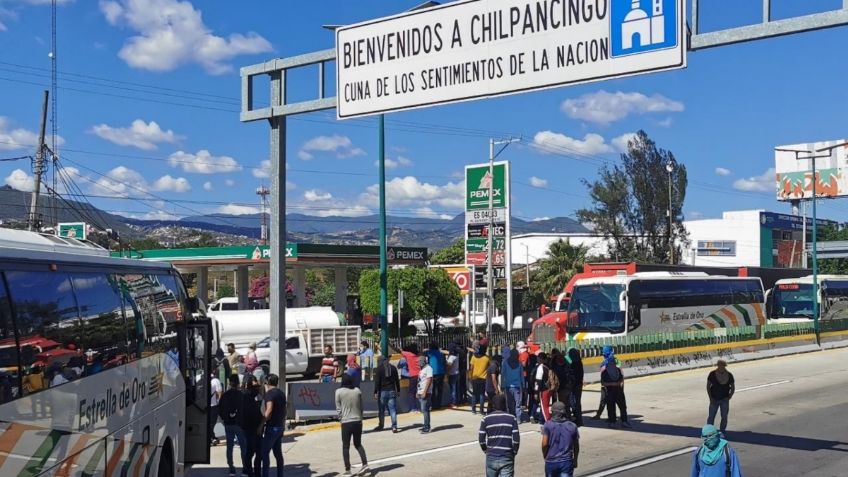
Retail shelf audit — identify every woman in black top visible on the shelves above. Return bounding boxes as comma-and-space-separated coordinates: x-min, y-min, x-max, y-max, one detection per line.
240, 375, 263, 477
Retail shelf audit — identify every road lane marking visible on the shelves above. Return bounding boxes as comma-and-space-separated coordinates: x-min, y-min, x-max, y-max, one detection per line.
583, 446, 697, 477
367, 429, 539, 465
736, 380, 791, 393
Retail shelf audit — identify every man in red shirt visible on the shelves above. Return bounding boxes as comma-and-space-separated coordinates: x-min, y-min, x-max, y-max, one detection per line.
320, 345, 340, 383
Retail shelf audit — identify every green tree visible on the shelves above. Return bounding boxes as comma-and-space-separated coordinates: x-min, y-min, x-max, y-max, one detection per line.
216, 284, 235, 299
817, 226, 848, 274
358, 268, 461, 331
430, 238, 465, 265
532, 239, 590, 301
311, 282, 336, 307
577, 130, 689, 263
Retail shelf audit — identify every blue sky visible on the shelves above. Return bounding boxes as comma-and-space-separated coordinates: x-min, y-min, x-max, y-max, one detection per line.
1, 0, 847, 228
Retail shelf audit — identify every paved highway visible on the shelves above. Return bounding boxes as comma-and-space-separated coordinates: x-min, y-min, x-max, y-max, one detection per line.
190, 347, 848, 476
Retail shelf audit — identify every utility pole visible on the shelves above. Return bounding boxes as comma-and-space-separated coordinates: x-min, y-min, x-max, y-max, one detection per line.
256, 185, 270, 245
523, 244, 530, 288
665, 161, 674, 264
28, 90, 49, 232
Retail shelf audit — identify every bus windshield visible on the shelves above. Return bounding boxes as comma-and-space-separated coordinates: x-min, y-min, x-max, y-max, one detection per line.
568, 284, 625, 333
773, 284, 814, 318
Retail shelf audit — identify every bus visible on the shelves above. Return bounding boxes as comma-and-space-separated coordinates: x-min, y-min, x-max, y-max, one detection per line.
768, 275, 848, 323
566, 272, 766, 340
0, 228, 212, 477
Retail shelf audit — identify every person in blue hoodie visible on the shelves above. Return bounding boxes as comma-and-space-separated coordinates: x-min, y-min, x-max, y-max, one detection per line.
500, 347, 524, 420
690, 425, 743, 477
427, 342, 446, 409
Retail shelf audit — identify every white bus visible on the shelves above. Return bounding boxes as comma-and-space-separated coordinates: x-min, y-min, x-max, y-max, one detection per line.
769, 275, 848, 323
0, 229, 212, 477
566, 272, 767, 340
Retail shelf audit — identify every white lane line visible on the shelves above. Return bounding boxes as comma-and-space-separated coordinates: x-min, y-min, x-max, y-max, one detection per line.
736, 380, 792, 393
367, 429, 538, 465
583, 446, 698, 477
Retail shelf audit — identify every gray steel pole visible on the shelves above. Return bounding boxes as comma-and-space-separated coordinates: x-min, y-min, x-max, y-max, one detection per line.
486, 139, 494, 333
269, 71, 287, 389
811, 155, 819, 345
379, 115, 389, 359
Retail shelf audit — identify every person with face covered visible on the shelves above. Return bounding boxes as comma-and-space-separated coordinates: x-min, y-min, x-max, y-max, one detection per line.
706, 360, 735, 433
690, 424, 743, 477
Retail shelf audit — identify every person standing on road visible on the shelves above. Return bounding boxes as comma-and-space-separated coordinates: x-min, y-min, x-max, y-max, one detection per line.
530, 353, 549, 424
240, 375, 263, 477
373, 356, 400, 433
357, 341, 375, 381
261, 374, 286, 477
219, 374, 248, 477
706, 360, 735, 433
550, 349, 574, 420
478, 393, 520, 477
345, 354, 362, 388
226, 343, 241, 370
600, 349, 630, 429
446, 343, 461, 408
541, 402, 580, 477
336, 373, 369, 476
566, 348, 584, 427
690, 424, 743, 477
320, 345, 341, 383
401, 344, 421, 412
210, 368, 223, 446
593, 346, 619, 421
486, 352, 502, 414
470, 350, 490, 415
417, 355, 433, 433
245, 343, 260, 375
501, 347, 523, 420
427, 342, 446, 409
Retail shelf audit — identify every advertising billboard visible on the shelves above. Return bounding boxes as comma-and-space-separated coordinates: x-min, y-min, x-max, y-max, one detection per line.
775, 139, 848, 201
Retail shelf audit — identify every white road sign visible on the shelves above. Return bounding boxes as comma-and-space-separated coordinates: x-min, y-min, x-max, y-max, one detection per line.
467, 208, 507, 225
336, 0, 686, 118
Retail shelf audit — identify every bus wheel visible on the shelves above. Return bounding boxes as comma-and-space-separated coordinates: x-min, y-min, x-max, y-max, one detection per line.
157, 441, 174, 477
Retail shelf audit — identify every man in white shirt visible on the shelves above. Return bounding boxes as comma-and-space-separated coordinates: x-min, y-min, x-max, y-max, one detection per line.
210, 370, 223, 446
416, 356, 433, 433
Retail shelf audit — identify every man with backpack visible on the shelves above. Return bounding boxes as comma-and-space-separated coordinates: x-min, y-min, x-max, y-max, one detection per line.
690, 424, 743, 477
600, 347, 630, 429
218, 374, 248, 477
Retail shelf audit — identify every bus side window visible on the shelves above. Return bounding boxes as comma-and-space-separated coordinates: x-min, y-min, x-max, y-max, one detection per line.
69, 273, 127, 376
0, 274, 17, 403
627, 284, 641, 331
6, 270, 79, 393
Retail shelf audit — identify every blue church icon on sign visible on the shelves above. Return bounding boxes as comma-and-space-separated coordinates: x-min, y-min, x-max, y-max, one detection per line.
611, 0, 677, 57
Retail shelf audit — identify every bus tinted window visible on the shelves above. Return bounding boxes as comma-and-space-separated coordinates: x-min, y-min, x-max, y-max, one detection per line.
0, 275, 17, 403
120, 273, 181, 360
633, 279, 762, 308
6, 270, 82, 391
70, 273, 128, 376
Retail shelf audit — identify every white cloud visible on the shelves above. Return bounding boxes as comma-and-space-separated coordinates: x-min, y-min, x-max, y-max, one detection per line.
304, 189, 332, 202
715, 167, 731, 177
532, 217, 551, 222
168, 149, 241, 174
152, 174, 191, 192
414, 207, 452, 220
532, 131, 614, 156
611, 132, 637, 152
0, 116, 65, 150
378, 156, 413, 169
561, 90, 685, 125
361, 176, 465, 210
225, 179, 235, 187
202, 181, 212, 191
90, 119, 182, 150
99, 0, 272, 74
529, 176, 548, 188
4, 169, 35, 191
733, 168, 775, 192
252, 160, 271, 178
299, 135, 365, 160
90, 165, 148, 197
216, 204, 260, 215
286, 181, 296, 190
658, 117, 674, 127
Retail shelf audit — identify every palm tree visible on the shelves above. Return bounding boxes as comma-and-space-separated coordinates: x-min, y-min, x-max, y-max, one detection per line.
532, 239, 589, 300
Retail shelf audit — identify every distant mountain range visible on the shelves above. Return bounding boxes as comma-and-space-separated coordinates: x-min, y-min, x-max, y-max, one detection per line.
0, 185, 589, 249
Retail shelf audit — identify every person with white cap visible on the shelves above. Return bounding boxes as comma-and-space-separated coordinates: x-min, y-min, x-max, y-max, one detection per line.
706, 359, 735, 433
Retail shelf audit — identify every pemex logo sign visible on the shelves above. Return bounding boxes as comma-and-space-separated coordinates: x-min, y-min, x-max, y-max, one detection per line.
466, 163, 507, 210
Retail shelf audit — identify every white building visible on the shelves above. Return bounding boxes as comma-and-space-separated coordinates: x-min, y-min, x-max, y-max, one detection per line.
511, 209, 837, 269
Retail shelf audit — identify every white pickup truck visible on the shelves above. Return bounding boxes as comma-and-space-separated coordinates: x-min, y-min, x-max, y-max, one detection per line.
210, 307, 360, 378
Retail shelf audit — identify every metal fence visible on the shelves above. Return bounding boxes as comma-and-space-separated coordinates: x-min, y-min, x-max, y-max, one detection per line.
361, 329, 531, 354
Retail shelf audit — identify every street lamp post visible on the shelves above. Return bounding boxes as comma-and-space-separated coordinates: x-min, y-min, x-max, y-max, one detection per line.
666, 161, 674, 264
486, 138, 519, 333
